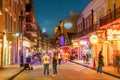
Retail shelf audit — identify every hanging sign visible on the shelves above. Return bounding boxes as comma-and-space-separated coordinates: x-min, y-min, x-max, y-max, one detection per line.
89, 35, 98, 44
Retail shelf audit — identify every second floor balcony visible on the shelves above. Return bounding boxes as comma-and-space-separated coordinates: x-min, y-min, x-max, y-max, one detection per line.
26, 22, 38, 32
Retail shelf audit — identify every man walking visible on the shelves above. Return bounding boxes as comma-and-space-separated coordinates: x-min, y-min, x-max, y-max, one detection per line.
42, 52, 50, 75
97, 51, 104, 73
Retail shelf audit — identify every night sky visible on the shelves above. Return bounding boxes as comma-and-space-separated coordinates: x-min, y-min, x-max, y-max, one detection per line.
33, 0, 91, 36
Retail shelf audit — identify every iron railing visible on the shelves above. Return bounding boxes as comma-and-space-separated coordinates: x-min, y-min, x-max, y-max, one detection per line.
78, 6, 120, 37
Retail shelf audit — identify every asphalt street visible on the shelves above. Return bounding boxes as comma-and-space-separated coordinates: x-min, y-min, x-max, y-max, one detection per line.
13, 62, 119, 80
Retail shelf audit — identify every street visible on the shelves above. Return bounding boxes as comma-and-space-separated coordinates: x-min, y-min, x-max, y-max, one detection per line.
13, 61, 119, 80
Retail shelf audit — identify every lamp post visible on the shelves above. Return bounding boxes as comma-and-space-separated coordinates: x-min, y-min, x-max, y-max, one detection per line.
19, 15, 24, 67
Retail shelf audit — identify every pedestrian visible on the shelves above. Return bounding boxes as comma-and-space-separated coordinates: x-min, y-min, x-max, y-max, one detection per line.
58, 52, 62, 65
86, 53, 90, 64
52, 52, 58, 76
42, 52, 50, 75
115, 53, 120, 74
97, 51, 104, 73
82, 54, 86, 63
38, 52, 42, 63
64, 52, 69, 63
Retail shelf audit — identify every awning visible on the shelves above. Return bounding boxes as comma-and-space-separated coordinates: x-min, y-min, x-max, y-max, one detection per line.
23, 37, 33, 48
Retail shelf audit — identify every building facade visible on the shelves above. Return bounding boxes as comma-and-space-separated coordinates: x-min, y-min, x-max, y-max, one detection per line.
0, 0, 41, 68
0, 0, 26, 67
77, 0, 120, 65
25, 0, 41, 59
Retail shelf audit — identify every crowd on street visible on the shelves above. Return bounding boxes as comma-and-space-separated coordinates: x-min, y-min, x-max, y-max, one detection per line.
24, 49, 120, 75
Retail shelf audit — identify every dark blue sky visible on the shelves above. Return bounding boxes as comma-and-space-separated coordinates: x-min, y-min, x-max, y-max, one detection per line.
33, 0, 91, 36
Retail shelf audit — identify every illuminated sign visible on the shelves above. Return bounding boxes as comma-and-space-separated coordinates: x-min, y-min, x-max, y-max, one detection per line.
59, 35, 65, 46
73, 41, 78, 46
90, 35, 98, 44
107, 29, 120, 36
79, 40, 87, 45
64, 22, 73, 29
23, 40, 31, 47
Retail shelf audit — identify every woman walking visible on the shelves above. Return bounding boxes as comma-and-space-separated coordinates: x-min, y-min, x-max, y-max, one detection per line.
52, 52, 58, 76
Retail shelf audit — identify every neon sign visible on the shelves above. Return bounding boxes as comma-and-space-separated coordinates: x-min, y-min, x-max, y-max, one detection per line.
73, 41, 78, 46
23, 41, 31, 47
89, 35, 98, 44
64, 22, 73, 29
107, 29, 120, 36
59, 35, 65, 46
79, 40, 87, 45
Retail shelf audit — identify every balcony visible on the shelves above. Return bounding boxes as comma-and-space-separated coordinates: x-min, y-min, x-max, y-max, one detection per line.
26, 22, 38, 32
100, 6, 120, 27
25, 22, 38, 38
75, 6, 120, 39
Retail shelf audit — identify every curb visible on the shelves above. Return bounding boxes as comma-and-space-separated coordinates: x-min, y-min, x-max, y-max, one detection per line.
5, 68, 25, 80
5, 61, 36, 80
70, 60, 120, 79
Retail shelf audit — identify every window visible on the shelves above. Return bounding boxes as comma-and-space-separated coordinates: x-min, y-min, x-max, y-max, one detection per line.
9, 0, 12, 6
26, 0, 30, 4
13, 0, 15, 13
15, 1, 17, 14
8, 14, 10, 32
0, 0, 2, 10
5, 12, 8, 29
7, 14, 12, 32
14, 21, 17, 32
10, 16, 12, 32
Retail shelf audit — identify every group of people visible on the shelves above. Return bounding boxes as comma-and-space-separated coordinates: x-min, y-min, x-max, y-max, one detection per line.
36, 49, 105, 75
82, 53, 91, 64
82, 51, 104, 73
42, 51, 64, 76
97, 51, 120, 74
42, 50, 105, 75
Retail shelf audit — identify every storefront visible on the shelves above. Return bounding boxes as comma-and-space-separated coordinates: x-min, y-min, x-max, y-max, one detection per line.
79, 39, 92, 62
22, 38, 33, 63
89, 30, 106, 65
104, 19, 120, 65
89, 19, 120, 65
71, 40, 80, 59
59, 46, 71, 59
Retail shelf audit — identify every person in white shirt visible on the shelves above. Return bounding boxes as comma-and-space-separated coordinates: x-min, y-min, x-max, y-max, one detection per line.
42, 52, 50, 75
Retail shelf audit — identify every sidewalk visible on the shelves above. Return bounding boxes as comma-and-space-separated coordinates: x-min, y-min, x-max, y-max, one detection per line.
0, 64, 24, 80
71, 60, 120, 78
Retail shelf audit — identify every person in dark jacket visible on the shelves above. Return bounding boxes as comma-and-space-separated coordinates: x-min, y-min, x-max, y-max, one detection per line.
52, 53, 58, 76
97, 51, 104, 73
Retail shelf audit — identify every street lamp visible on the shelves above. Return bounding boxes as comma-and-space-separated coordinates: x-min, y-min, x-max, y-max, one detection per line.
19, 15, 24, 67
